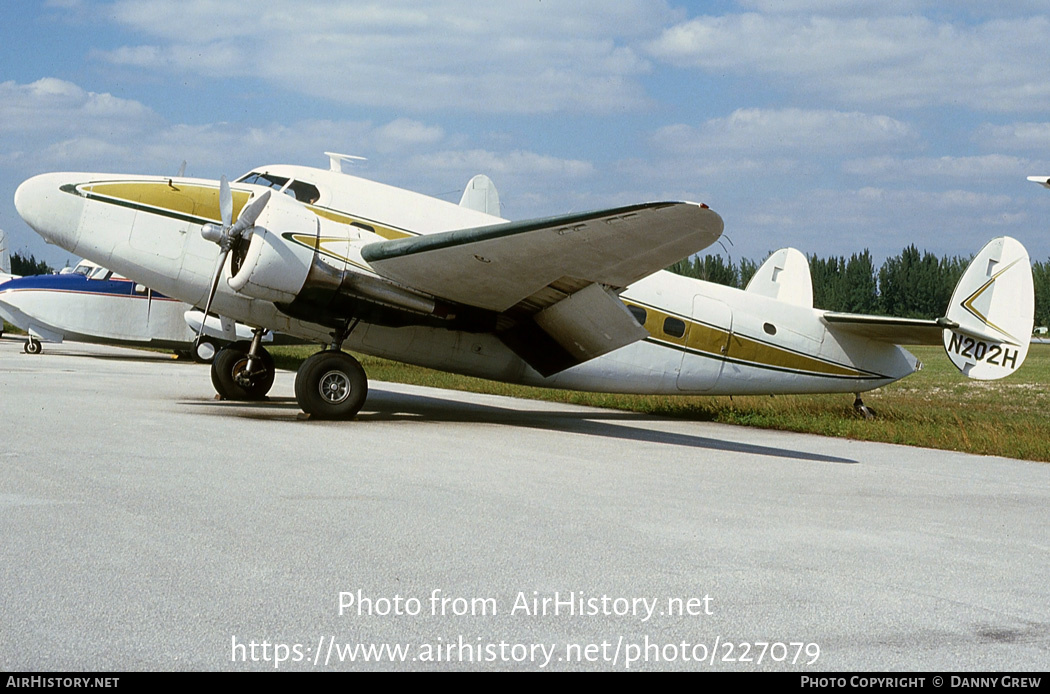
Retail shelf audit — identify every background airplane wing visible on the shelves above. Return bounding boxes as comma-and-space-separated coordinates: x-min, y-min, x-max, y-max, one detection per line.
361, 202, 723, 312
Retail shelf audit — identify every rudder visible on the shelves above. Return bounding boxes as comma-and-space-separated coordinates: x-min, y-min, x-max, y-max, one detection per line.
942, 236, 1033, 380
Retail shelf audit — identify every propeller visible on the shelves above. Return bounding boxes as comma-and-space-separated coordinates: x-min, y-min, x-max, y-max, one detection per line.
195, 176, 271, 348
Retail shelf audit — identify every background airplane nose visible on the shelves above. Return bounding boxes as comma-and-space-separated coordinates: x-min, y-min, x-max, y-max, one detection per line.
15, 173, 84, 251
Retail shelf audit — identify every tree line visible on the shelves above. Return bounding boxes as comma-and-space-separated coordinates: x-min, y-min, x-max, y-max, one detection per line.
9, 252, 54, 277
668, 245, 1050, 328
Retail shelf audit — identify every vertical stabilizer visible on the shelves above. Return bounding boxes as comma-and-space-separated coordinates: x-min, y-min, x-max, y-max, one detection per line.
942, 236, 1033, 380
459, 175, 501, 216
744, 248, 813, 307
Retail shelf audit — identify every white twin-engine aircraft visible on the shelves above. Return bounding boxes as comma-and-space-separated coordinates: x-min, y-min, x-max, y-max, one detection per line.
14, 154, 1034, 420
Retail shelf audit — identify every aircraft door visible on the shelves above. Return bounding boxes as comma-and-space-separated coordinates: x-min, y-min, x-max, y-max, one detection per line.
675, 294, 732, 392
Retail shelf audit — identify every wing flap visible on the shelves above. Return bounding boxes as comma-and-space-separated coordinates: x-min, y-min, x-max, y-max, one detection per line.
361, 202, 723, 312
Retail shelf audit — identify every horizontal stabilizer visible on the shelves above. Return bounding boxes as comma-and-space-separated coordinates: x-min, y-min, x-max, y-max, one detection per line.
745, 248, 812, 307
827, 237, 1034, 381
822, 313, 948, 345
362, 202, 723, 313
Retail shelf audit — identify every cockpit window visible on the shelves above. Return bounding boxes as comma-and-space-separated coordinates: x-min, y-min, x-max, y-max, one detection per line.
237, 171, 320, 204
87, 266, 112, 281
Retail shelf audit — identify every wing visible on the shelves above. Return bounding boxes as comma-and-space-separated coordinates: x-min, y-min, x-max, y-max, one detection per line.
822, 312, 950, 345
362, 201, 724, 375
361, 202, 723, 312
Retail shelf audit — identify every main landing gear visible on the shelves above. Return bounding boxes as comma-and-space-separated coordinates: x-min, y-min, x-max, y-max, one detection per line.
294, 319, 368, 420
209, 323, 369, 420
294, 350, 368, 420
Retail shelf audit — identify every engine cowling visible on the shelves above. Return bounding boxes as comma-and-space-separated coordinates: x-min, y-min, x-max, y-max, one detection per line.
227, 196, 316, 303
224, 194, 476, 330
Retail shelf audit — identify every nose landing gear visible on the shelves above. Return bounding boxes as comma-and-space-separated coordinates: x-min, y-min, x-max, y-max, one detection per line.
210, 328, 275, 400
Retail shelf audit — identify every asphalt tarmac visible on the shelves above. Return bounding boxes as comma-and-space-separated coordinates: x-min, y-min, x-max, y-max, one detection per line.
1, 337, 1047, 671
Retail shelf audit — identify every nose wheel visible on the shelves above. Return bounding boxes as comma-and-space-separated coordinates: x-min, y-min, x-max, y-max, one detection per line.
210, 340, 275, 400
24, 337, 42, 355
294, 351, 368, 420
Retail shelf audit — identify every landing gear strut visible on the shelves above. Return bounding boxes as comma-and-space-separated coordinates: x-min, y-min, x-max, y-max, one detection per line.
210, 328, 275, 400
293, 319, 368, 420
853, 394, 875, 420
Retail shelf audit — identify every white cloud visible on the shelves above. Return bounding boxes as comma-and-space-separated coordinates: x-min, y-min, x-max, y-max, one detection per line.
652, 108, 917, 155
647, 13, 1050, 112
96, 0, 677, 113
0, 78, 157, 136
407, 149, 593, 179
842, 154, 1034, 181
976, 122, 1050, 152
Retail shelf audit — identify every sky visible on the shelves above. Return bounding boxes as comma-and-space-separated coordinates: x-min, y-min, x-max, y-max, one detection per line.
3, 0, 1050, 270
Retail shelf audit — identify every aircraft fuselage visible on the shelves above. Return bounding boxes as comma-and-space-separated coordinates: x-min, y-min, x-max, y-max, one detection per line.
14, 168, 917, 397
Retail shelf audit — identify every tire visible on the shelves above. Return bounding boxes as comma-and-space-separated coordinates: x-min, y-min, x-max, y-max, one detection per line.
294, 351, 368, 420
24, 338, 42, 355
210, 344, 274, 400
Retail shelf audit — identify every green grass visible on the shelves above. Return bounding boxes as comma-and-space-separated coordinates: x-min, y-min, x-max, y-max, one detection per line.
270, 343, 1050, 462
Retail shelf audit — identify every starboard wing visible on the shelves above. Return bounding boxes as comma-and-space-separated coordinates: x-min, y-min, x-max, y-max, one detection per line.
361, 202, 724, 313
360, 201, 723, 375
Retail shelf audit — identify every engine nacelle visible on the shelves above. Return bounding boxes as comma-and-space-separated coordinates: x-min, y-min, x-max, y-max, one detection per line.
227, 197, 316, 303
224, 194, 477, 330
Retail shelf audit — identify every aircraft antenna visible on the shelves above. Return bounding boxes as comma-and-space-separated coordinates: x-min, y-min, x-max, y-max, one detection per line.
325, 152, 367, 173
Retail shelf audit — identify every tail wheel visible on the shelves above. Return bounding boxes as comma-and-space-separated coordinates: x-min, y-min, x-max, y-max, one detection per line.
295, 351, 368, 420
211, 342, 274, 400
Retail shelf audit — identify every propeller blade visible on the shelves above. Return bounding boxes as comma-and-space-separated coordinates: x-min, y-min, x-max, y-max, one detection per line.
195, 248, 230, 347
219, 175, 232, 229
231, 189, 272, 236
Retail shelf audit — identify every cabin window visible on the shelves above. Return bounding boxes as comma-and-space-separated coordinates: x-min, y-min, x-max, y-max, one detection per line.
627, 304, 647, 326
663, 317, 686, 338
763, 322, 777, 336
237, 172, 320, 204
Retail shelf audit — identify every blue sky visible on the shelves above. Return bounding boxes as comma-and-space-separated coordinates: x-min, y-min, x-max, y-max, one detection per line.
4, 0, 1050, 270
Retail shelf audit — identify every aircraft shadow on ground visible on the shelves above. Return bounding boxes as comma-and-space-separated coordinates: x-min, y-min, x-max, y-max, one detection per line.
187, 386, 857, 465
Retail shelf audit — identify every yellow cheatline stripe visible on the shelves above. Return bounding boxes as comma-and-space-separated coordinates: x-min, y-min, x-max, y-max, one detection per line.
626, 301, 873, 379
309, 207, 411, 241
81, 180, 413, 241
82, 181, 251, 223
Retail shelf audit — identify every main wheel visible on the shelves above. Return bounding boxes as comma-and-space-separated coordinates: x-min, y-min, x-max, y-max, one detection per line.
24, 338, 42, 355
294, 351, 368, 420
210, 343, 275, 400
